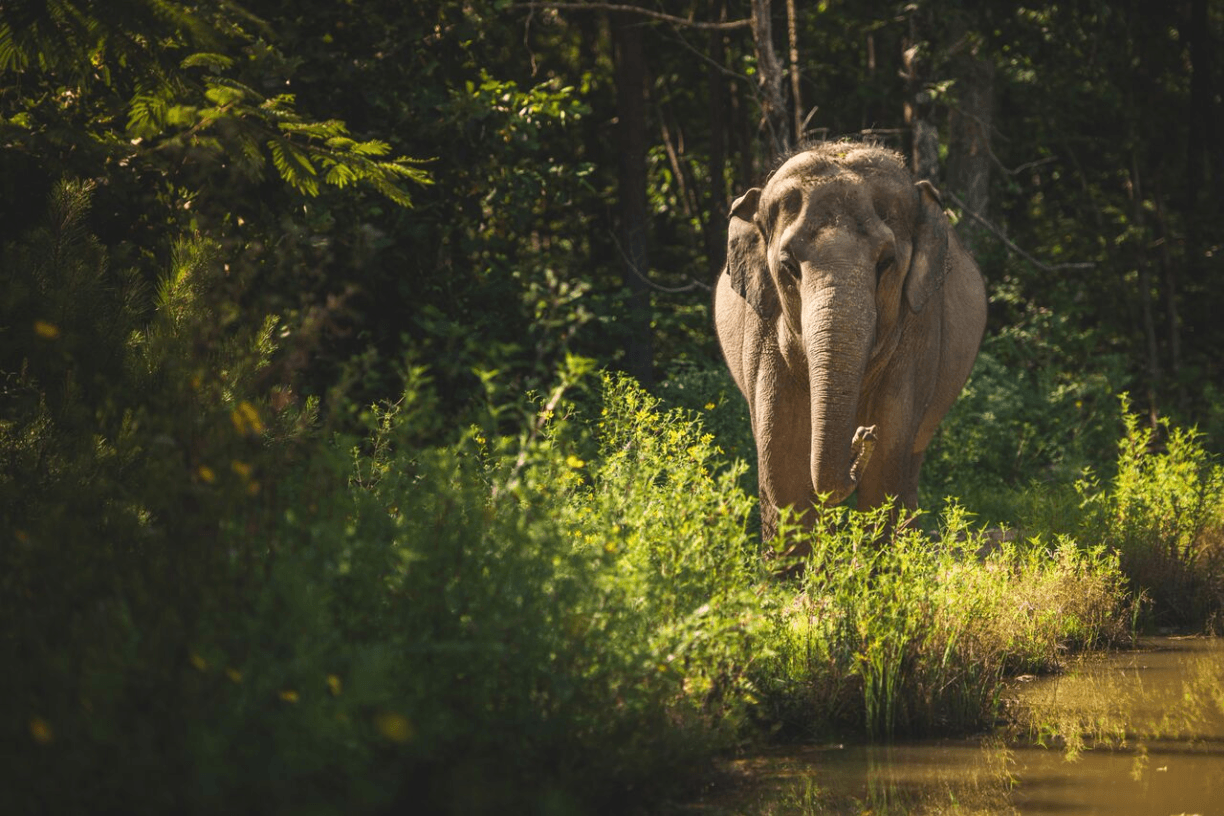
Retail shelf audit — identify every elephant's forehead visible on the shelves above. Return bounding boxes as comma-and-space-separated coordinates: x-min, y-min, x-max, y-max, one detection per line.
768, 151, 845, 187
763, 171, 871, 225
765, 156, 912, 222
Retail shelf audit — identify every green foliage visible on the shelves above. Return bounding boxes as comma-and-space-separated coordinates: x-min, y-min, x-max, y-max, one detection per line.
6, 1, 1224, 812
752, 507, 1131, 740
923, 278, 1127, 521
655, 365, 758, 489
1, 179, 316, 814
0, 0, 426, 207
1076, 397, 1224, 631
3, 302, 771, 813
557, 376, 764, 714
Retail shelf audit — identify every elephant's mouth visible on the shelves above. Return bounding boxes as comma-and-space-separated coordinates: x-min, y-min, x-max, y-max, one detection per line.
848, 424, 877, 489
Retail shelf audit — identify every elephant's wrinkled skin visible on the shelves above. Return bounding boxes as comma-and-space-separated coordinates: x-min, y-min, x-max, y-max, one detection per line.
714, 143, 986, 544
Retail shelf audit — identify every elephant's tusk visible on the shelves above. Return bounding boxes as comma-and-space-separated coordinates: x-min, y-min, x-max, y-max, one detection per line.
849, 425, 877, 485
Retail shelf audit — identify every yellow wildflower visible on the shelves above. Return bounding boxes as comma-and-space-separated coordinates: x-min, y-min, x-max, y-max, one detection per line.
374, 711, 413, 743
34, 321, 60, 339
279, 689, 299, 703
326, 674, 343, 696
29, 717, 54, 745
230, 401, 265, 436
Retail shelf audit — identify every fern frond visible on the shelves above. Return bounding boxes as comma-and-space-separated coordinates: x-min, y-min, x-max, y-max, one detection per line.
267, 138, 319, 196
204, 75, 260, 103
181, 52, 234, 72
0, 21, 27, 71
128, 91, 170, 137
323, 163, 358, 188
278, 119, 348, 140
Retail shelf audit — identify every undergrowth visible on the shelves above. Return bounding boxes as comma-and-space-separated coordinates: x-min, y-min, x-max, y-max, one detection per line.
1076, 397, 1224, 631
3, 185, 1218, 813
3, 364, 1143, 814
752, 506, 1130, 741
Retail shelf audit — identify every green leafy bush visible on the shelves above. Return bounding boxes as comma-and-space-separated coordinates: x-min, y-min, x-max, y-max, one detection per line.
922, 283, 1126, 522
1, 179, 313, 814
2, 339, 770, 812
655, 365, 757, 488
1077, 397, 1224, 631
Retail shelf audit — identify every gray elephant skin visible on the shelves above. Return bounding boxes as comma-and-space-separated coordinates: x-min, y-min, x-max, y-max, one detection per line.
714, 142, 986, 545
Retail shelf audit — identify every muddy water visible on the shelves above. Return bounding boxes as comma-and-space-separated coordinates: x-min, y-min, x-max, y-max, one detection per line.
691, 636, 1224, 815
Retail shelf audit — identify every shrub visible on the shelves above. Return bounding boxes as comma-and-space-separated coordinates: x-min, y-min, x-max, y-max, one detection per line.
1077, 397, 1224, 631
922, 289, 1125, 523
1, 180, 316, 815
655, 365, 758, 493
3, 352, 772, 813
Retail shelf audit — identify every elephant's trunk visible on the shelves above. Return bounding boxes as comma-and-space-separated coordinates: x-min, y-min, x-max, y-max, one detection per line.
805, 279, 877, 505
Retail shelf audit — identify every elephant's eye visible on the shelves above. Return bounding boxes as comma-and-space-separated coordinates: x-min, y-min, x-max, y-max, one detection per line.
779, 255, 800, 280
875, 253, 895, 279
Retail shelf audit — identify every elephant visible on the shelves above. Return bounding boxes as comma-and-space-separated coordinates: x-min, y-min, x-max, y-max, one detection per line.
714, 142, 986, 545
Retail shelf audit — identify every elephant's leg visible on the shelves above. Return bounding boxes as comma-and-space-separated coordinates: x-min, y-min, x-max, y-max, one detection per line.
855, 444, 925, 547
894, 448, 924, 510
753, 369, 815, 549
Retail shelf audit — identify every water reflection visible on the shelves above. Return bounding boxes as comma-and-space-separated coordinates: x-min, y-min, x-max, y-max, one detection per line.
688, 636, 1224, 815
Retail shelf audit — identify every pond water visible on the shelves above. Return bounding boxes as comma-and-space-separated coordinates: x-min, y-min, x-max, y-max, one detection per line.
686, 636, 1224, 815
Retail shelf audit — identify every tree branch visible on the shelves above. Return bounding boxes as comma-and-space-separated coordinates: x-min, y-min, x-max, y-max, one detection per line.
511, 3, 752, 31
610, 230, 712, 293
944, 190, 1095, 272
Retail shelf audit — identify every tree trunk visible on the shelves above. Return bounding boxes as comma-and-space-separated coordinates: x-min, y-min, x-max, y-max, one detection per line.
729, 67, 756, 187
1130, 155, 1161, 426
946, 41, 993, 256
902, 21, 940, 187
1182, 0, 1211, 403
786, 0, 802, 144
612, 12, 654, 386
705, 0, 729, 280
1152, 182, 1183, 407
750, 0, 790, 158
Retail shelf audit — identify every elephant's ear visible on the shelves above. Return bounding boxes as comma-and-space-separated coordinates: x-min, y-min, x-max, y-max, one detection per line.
727, 188, 778, 319
904, 181, 951, 313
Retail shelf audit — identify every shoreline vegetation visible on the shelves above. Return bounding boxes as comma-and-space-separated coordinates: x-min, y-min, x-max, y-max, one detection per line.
5, 348, 1221, 813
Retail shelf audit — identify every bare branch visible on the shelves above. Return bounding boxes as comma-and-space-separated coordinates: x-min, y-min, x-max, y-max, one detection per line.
945, 190, 1095, 272
611, 230, 712, 293
510, 2, 752, 31
659, 25, 753, 84
995, 154, 1058, 177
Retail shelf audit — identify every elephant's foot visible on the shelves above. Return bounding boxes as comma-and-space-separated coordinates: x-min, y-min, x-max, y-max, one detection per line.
849, 425, 877, 485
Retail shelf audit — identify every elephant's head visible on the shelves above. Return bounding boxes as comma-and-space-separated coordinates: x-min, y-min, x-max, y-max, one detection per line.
726, 143, 953, 505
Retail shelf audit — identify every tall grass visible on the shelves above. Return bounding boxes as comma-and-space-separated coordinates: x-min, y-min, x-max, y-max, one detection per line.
752, 505, 1131, 740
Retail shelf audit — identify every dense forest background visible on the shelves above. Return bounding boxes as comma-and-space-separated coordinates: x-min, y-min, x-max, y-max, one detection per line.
3, 1, 1224, 814
5, 0, 1221, 447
